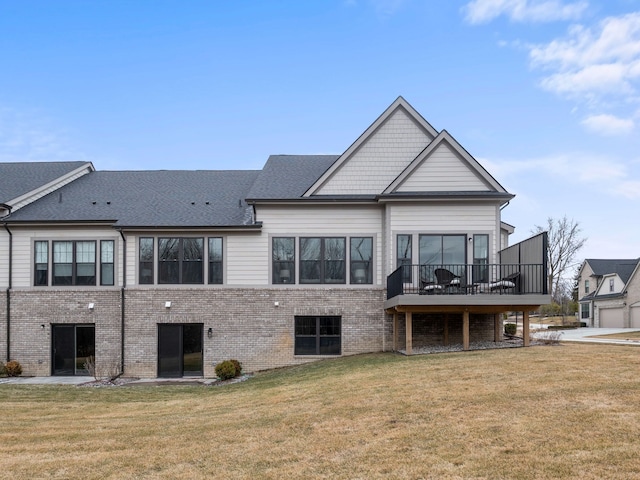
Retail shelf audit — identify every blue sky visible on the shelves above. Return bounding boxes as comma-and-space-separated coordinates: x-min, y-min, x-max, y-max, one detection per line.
1, 0, 639, 265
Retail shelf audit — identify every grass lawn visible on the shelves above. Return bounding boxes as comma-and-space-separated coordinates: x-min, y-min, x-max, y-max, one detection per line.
589, 331, 640, 340
2, 344, 639, 479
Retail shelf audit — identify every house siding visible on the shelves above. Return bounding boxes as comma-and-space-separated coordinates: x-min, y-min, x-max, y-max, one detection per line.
315, 108, 431, 195
396, 143, 490, 192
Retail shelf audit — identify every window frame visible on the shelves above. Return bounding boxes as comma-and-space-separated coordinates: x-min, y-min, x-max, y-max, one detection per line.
299, 237, 346, 284
139, 237, 154, 285
350, 237, 373, 284
396, 234, 412, 283
100, 240, 115, 286
158, 237, 204, 285
34, 240, 49, 286
52, 240, 97, 286
208, 237, 223, 284
294, 316, 341, 356
272, 237, 295, 284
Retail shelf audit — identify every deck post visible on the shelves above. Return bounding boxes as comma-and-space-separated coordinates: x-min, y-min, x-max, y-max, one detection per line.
406, 312, 413, 355
463, 310, 469, 350
494, 313, 501, 342
523, 310, 530, 347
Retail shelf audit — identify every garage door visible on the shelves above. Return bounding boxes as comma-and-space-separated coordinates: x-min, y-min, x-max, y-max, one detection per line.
599, 307, 624, 328
631, 307, 640, 329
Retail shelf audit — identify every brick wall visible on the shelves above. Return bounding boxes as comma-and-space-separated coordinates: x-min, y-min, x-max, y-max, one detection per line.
0, 291, 6, 363
394, 313, 501, 348
9, 289, 122, 376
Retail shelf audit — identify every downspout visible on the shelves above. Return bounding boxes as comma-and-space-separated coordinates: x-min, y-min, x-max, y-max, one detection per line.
3, 222, 12, 362
118, 229, 126, 376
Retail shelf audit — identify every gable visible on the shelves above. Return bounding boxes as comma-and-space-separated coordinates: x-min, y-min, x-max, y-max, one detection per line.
394, 141, 491, 192
305, 97, 437, 196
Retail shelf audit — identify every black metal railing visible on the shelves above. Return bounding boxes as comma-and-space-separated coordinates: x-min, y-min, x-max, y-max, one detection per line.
386, 263, 547, 299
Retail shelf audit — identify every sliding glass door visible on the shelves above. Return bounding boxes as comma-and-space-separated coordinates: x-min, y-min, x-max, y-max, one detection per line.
157, 324, 203, 377
52, 324, 95, 375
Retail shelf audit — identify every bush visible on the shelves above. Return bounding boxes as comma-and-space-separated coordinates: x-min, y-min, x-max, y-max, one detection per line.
0, 362, 5, 376
229, 359, 242, 376
504, 323, 517, 336
5, 360, 23, 377
215, 360, 238, 381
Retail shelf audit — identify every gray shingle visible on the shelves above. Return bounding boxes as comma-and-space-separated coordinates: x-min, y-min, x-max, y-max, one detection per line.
246, 155, 338, 200
586, 258, 639, 284
9, 170, 261, 227
0, 161, 89, 204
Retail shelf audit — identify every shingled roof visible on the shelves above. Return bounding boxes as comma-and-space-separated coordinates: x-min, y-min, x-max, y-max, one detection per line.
246, 155, 339, 200
8, 170, 262, 228
586, 259, 639, 285
0, 161, 90, 204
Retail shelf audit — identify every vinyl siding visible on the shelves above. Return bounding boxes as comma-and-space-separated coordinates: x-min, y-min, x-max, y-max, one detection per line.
10, 227, 121, 288
316, 108, 431, 195
396, 142, 490, 192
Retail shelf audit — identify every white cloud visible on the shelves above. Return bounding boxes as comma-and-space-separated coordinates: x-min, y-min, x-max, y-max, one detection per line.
529, 13, 640, 99
462, 0, 588, 24
581, 113, 635, 135
615, 180, 640, 199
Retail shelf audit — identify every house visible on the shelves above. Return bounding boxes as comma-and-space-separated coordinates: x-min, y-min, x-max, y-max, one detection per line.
0, 97, 549, 378
577, 258, 640, 328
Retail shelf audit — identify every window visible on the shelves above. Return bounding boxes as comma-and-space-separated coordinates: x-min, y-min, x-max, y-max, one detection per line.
208, 237, 223, 284
396, 234, 412, 282
609, 278, 615, 292
419, 234, 466, 282
294, 316, 341, 355
581, 303, 590, 319
273, 237, 295, 284
100, 240, 114, 286
139, 238, 154, 284
158, 237, 204, 284
584, 279, 589, 294
350, 237, 372, 284
52, 241, 96, 286
300, 237, 345, 284
34, 241, 48, 286
473, 234, 489, 283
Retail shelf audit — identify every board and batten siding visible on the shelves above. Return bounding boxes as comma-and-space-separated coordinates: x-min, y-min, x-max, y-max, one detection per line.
9, 227, 122, 288
315, 108, 432, 195
257, 205, 384, 285
396, 143, 490, 192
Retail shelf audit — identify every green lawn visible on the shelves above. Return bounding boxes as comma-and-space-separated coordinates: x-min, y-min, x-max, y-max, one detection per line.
2, 344, 639, 479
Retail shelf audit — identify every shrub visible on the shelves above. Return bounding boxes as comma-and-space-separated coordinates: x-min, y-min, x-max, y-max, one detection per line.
215, 360, 238, 381
0, 362, 5, 376
504, 323, 517, 336
5, 360, 23, 377
229, 359, 242, 376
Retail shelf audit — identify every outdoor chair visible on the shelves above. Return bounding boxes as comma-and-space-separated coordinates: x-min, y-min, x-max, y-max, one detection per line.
489, 271, 520, 293
434, 268, 462, 290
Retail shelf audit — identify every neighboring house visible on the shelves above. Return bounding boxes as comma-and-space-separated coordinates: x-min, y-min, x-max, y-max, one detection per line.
0, 97, 549, 378
577, 258, 640, 328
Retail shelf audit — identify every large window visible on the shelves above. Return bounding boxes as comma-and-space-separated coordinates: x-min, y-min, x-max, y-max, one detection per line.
300, 237, 346, 284
139, 238, 154, 284
396, 234, 412, 282
208, 237, 223, 284
53, 241, 96, 286
100, 240, 114, 286
34, 241, 49, 286
584, 279, 590, 294
158, 237, 204, 284
350, 237, 372, 284
273, 237, 295, 284
294, 316, 341, 355
419, 234, 466, 282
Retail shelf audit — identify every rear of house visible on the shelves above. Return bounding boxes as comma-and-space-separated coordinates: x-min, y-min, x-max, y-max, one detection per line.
1, 97, 549, 378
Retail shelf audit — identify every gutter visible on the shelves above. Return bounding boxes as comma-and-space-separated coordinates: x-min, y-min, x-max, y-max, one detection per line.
3, 222, 12, 362
117, 229, 126, 376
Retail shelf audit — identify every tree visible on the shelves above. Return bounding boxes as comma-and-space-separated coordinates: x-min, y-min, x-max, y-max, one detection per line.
533, 216, 586, 302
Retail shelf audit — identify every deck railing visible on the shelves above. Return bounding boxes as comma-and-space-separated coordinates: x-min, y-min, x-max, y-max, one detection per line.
386, 263, 547, 299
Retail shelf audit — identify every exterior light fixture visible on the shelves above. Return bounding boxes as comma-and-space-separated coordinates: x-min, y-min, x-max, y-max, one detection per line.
88, 303, 95, 310
207, 327, 213, 338
165, 301, 172, 309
